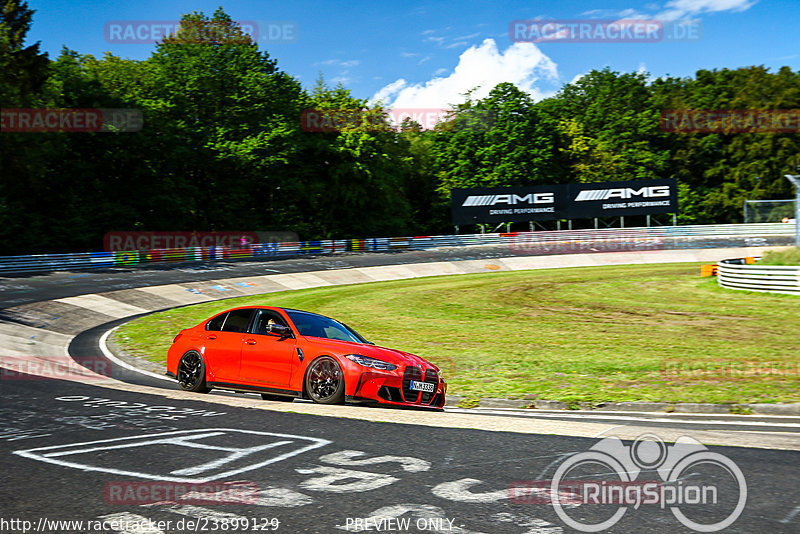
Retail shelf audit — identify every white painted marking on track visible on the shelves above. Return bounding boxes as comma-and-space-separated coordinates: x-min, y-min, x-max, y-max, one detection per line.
593, 425, 623, 438
780, 504, 800, 524
14, 429, 331, 482
99, 327, 174, 382
444, 408, 800, 429
298, 466, 399, 493
251, 486, 314, 507
318, 450, 431, 472
170, 440, 294, 476
431, 478, 508, 503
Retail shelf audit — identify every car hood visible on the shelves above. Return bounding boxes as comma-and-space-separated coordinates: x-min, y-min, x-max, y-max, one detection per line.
304, 337, 437, 370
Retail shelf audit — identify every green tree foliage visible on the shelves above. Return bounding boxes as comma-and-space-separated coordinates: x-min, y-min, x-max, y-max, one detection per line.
652, 66, 800, 223
0, 0, 51, 252
1, 6, 798, 254
432, 83, 560, 197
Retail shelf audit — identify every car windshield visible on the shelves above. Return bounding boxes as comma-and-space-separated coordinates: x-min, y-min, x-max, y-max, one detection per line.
285, 310, 367, 343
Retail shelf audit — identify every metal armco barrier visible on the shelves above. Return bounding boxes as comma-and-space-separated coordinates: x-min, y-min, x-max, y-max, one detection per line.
718, 258, 800, 295
0, 223, 795, 275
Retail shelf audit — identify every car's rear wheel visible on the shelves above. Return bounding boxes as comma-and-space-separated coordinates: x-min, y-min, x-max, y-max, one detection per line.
305, 356, 344, 404
261, 393, 294, 402
177, 351, 210, 393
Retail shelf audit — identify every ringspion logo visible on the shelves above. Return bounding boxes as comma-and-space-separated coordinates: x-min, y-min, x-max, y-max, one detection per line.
510, 434, 747, 532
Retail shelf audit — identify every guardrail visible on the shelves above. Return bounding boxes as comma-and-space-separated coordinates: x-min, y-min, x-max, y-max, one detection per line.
0, 223, 795, 275
718, 258, 800, 295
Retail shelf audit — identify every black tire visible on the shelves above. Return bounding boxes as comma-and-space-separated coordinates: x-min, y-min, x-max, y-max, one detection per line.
261, 393, 294, 402
305, 356, 345, 404
177, 351, 210, 393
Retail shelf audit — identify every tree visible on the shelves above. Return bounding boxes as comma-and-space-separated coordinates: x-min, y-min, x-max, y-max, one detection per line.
0, 0, 49, 105
432, 82, 560, 197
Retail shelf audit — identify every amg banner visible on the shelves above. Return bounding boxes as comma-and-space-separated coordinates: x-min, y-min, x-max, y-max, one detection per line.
451, 179, 678, 224
450, 185, 569, 225
568, 178, 678, 218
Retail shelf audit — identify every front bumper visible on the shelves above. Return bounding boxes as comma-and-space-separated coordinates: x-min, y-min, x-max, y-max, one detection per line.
346, 366, 446, 409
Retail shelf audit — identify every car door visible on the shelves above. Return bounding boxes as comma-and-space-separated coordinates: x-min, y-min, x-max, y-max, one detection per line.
238, 309, 298, 388
203, 309, 254, 383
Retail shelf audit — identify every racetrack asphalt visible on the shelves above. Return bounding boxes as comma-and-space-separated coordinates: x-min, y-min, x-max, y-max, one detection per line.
2, 376, 799, 533
2, 247, 800, 532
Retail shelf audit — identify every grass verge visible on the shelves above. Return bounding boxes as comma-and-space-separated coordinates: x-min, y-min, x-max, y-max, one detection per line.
113, 263, 799, 405
759, 247, 800, 266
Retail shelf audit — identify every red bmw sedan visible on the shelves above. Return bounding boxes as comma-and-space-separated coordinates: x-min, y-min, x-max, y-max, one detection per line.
166, 306, 446, 409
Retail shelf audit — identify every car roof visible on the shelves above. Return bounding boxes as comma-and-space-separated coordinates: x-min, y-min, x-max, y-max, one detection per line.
217, 305, 332, 320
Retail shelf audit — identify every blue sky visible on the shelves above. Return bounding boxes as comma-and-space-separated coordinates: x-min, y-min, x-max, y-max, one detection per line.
25, 0, 800, 107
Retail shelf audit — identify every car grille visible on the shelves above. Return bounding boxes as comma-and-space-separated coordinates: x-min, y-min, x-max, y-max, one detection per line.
421, 369, 438, 404
402, 366, 439, 404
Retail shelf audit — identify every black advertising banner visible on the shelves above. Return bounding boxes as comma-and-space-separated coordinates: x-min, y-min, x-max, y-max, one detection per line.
450, 185, 569, 225
567, 178, 678, 218
451, 179, 678, 224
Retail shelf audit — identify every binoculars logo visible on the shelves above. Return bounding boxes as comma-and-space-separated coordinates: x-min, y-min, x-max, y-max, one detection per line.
550, 434, 747, 532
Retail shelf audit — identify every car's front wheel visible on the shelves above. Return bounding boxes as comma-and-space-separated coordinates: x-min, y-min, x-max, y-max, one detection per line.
177, 351, 210, 393
305, 356, 344, 404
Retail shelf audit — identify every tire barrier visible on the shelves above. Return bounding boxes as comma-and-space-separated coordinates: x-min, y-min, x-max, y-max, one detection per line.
718, 258, 800, 295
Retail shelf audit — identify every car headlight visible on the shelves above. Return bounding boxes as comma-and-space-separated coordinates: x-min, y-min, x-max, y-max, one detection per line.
345, 354, 397, 371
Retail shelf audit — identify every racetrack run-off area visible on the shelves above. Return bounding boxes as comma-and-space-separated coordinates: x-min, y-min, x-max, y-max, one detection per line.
115, 262, 800, 406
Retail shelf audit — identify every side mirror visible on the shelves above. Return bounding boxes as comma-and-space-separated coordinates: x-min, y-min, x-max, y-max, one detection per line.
267, 323, 291, 337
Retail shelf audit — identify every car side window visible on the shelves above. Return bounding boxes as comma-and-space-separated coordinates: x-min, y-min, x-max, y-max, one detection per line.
221, 309, 253, 333
206, 312, 227, 331
252, 309, 289, 335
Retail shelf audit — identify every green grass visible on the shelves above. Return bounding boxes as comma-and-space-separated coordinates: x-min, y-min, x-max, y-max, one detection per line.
759, 247, 800, 266
113, 263, 800, 404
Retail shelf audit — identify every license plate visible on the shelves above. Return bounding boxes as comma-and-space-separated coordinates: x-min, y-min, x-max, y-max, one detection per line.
410, 380, 435, 393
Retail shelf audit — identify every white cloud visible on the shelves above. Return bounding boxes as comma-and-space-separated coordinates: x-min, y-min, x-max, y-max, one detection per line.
569, 72, 587, 85
658, 0, 757, 20
371, 79, 409, 106
370, 39, 559, 108
316, 59, 360, 67
584, 0, 756, 21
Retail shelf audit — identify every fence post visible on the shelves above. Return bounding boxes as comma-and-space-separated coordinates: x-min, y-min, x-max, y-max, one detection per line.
786, 175, 800, 248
